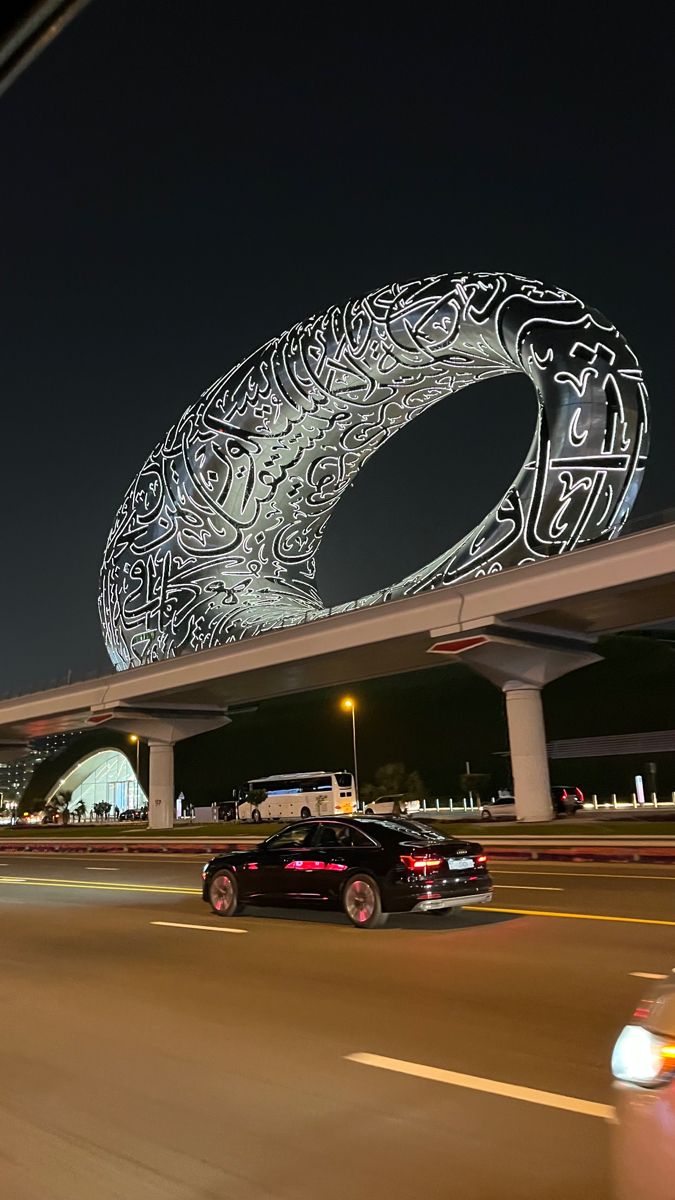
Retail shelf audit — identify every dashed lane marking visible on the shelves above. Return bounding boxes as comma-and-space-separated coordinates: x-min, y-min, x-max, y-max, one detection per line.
152, 921, 246, 935
346, 1052, 616, 1122
630, 971, 669, 980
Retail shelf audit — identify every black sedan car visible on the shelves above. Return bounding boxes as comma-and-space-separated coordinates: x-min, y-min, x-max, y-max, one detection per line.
202, 817, 492, 928
118, 807, 148, 822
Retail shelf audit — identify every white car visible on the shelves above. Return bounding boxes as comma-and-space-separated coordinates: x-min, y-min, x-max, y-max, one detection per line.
363, 794, 421, 817
611, 974, 675, 1199
479, 795, 516, 821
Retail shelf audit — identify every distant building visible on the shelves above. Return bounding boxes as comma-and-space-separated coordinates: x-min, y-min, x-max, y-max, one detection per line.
0, 731, 80, 803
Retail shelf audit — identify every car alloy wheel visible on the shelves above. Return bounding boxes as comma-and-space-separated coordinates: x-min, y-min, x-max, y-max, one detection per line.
209, 869, 239, 917
342, 875, 387, 929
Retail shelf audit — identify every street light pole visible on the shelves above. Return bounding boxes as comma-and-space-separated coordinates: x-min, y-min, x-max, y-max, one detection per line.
341, 697, 360, 811
130, 735, 140, 808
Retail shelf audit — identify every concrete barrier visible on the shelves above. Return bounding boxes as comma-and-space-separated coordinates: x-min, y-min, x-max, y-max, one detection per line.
1, 835, 675, 864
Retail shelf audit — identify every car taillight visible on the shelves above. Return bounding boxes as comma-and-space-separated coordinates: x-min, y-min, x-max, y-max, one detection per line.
476, 854, 487, 865
400, 854, 445, 874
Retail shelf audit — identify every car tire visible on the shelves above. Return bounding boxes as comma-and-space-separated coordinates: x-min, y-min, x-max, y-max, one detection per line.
208, 869, 242, 917
342, 875, 387, 929
251, 808, 262, 824
481, 809, 492, 820
300, 807, 311, 820
365, 808, 374, 816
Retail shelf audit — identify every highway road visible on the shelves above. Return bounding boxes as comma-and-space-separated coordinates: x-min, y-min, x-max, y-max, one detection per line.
1, 854, 673, 1200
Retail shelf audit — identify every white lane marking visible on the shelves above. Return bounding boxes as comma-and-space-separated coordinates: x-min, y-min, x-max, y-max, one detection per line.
346, 1053, 616, 1123
85, 867, 120, 871
630, 971, 669, 980
493, 884, 563, 892
151, 921, 247, 935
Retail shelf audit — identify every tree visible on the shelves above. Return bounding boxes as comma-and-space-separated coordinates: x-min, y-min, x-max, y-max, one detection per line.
373, 763, 407, 794
404, 770, 426, 800
43, 792, 71, 825
365, 763, 428, 804
460, 772, 491, 800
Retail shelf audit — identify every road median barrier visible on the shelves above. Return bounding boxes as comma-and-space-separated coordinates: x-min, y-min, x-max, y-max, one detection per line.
1, 833, 675, 864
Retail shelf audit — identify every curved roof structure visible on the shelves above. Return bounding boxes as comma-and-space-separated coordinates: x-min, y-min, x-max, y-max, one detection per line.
45, 748, 145, 810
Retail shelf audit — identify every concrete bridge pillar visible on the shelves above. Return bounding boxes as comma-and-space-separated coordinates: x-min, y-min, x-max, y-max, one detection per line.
148, 740, 175, 829
503, 683, 553, 822
86, 702, 231, 830
428, 624, 601, 823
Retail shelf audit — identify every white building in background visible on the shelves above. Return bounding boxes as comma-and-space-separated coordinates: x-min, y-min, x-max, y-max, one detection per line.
45, 749, 147, 814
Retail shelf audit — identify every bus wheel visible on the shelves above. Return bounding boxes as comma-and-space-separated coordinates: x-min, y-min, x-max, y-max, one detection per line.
300, 807, 311, 819
251, 808, 262, 823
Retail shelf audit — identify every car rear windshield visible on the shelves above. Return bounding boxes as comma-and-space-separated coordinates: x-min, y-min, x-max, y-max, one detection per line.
367, 818, 447, 842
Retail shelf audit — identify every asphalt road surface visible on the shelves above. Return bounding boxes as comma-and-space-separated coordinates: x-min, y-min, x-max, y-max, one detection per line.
1, 854, 673, 1200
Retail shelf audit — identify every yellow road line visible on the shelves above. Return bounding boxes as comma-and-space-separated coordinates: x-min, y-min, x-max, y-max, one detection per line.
0, 876, 201, 896
469, 904, 675, 927
492, 868, 675, 882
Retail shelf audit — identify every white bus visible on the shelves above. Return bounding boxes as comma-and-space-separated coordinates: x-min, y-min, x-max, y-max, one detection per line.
238, 771, 356, 822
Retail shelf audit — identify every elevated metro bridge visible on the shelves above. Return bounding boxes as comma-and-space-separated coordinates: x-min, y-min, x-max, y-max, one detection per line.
1, 520, 674, 826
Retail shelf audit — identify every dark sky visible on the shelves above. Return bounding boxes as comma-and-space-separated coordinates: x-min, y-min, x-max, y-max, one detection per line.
0, 5, 672, 695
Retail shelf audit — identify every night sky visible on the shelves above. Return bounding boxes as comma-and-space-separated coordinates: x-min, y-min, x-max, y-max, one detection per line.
1, 6, 672, 697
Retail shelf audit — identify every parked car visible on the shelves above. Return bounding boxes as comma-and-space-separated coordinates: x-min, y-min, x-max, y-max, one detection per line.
203, 816, 492, 929
551, 786, 584, 815
480, 788, 585, 821
364, 794, 421, 817
119, 807, 148, 822
611, 974, 675, 1199
480, 795, 516, 821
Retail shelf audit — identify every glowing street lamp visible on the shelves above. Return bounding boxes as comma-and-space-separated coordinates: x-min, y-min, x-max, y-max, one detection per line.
130, 735, 140, 806
341, 697, 360, 811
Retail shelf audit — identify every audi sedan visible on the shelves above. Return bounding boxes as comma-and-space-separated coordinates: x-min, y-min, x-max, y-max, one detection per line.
202, 817, 492, 928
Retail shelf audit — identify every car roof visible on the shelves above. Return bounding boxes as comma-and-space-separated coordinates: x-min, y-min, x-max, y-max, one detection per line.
270, 816, 450, 838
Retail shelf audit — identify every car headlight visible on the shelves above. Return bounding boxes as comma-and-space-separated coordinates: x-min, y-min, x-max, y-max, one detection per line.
611, 1024, 675, 1087
201, 862, 210, 880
